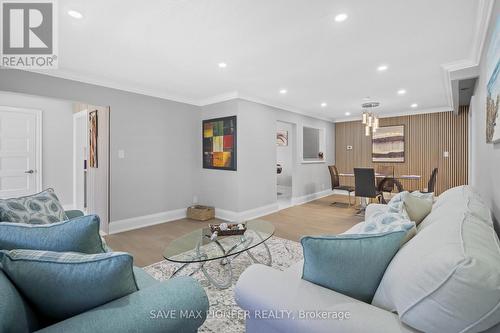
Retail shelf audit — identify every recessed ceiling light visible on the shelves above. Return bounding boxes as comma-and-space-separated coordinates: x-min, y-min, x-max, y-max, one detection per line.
321, 102, 327, 107
410, 103, 418, 108
345, 112, 351, 116
377, 65, 388, 72
334, 13, 348, 22
68, 10, 83, 19
397, 89, 406, 95
218, 62, 227, 68
279, 89, 287, 94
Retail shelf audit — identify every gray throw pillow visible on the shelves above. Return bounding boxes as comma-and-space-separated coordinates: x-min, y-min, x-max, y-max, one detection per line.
0, 189, 68, 224
0, 249, 139, 321
0, 214, 106, 254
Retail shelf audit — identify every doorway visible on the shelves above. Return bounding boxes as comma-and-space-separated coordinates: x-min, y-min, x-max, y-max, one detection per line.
73, 104, 110, 234
276, 121, 295, 209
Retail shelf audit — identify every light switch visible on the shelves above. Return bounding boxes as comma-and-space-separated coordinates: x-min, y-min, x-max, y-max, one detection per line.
443, 151, 449, 158
118, 150, 125, 159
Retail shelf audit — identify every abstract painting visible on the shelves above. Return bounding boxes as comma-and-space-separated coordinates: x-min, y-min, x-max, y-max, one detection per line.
486, 17, 500, 143
277, 130, 288, 146
89, 110, 98, 168
203, 116, 236, 170
372, 125, 405, 163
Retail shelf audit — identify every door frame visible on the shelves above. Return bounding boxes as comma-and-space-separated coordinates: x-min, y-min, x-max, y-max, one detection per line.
72, 110, 88, 211
0, 105, 42, 195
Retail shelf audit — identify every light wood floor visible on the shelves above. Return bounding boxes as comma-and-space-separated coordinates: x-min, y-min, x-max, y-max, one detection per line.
104, 194, 363, 267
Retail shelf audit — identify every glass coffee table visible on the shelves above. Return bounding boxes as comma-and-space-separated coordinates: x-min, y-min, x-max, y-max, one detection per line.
163, 219, 274, 289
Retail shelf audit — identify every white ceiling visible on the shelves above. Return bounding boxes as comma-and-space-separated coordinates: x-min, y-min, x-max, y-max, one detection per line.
42, 0, 488, 121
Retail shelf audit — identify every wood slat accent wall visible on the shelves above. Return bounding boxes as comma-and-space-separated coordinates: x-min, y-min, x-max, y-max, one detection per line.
334, 108, 469, 195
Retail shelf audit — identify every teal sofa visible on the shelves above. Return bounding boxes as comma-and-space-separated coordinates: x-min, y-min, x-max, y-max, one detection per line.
0, 210, 209, 333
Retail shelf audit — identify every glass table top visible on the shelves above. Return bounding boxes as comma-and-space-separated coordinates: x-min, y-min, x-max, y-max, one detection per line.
163, 219, 275, 263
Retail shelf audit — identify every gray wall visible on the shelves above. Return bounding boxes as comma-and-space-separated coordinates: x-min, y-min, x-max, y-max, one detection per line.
0, 69, 199, 222
197, 99, 335, 212
198, 100, 240, 211
0, 91, 73, 206
471, 4, 500, 230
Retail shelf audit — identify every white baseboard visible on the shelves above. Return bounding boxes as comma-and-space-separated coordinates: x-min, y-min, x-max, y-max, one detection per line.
215, 203, 280, 223
62, 203, 76, 210
107, 189, 340, 234
108, 208, 186, 234
291, 189, 335, 205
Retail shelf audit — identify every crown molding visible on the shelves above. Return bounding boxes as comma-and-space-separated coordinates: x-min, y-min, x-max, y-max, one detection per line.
236, 93, 335, 123
471, 0, 495, 64
22, 68, 201, 106
333, 106, 453, 123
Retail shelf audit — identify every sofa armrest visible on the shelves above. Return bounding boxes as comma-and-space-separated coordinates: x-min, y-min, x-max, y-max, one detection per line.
235, 264, 418, 333
36, 276, 209, 333
65, 210, 85, 219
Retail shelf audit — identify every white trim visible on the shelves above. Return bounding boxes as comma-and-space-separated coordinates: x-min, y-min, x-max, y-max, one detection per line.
108, 208, 186, 234
237, 94, 335, 123
291, 189, 334, 206
470, 0, 495, 64
62, 203, 76, 210
216, 203, 280, 223
108, 188, 337, 234
72, 110, 88, 212
333, 106, 453, 123
197, 91, 240, 106
24, 68, 200, 106
0, 105, 43, 194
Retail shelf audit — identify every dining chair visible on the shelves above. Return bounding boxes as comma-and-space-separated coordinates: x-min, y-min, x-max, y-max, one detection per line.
354, 168, 383, 215
423, 168, 438, 193
328, 165, 355, 207
377, 165, 395, 203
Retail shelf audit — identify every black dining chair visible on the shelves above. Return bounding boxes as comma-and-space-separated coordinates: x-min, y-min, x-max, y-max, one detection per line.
354, 168, 383, 215
328, 165, 355, 207
423, 168, 438, 193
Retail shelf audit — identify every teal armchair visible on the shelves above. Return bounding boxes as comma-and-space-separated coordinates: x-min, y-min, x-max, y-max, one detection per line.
0, 209, 210, 332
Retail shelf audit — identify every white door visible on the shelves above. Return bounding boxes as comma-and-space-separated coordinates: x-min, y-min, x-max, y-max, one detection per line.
0, 107, 41, 198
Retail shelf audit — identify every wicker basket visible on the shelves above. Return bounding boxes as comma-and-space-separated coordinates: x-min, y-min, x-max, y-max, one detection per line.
187, 205, 215, 221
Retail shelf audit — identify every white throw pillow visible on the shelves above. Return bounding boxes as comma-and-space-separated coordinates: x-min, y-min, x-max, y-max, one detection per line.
372, 186, 500, 333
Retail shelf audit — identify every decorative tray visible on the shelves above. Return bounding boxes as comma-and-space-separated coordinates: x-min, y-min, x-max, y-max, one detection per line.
209, 223, 246, 236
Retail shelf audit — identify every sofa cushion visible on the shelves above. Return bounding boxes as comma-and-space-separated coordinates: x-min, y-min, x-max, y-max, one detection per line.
0, 268, 40, 333
0, 189, 68, 224
372, 186, 500, 333
1, 249, 139, 321
301, 231, 406, 303
0, 214, 106, 254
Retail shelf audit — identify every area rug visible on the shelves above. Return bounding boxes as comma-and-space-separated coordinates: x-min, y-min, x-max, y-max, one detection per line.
143, 236, 303, 332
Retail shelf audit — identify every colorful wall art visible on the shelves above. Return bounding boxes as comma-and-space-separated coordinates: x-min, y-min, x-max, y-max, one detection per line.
203, 116, 237, 170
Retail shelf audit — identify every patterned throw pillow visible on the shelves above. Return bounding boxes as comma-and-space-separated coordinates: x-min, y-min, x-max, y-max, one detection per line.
0, 189, 68, 224
0, 249, 139, 320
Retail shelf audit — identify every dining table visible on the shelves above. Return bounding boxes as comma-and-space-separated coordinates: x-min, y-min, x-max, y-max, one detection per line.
338, 172, 422, 211
339, 173, 421, 191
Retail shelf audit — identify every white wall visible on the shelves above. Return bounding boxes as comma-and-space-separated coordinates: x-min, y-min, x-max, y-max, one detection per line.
276, 121, 293, 187
0, 91, 73, 206
471, 3, 500, 230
